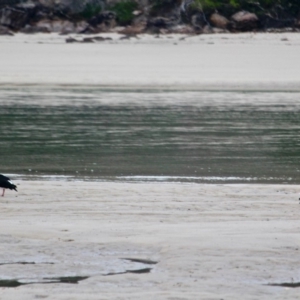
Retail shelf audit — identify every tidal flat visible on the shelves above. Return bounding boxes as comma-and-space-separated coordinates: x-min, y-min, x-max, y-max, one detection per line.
0, 32, 300, 299
0, 181, 299, 299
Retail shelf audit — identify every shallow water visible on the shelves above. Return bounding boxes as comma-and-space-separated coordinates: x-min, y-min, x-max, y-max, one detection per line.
1, 86, 300, 183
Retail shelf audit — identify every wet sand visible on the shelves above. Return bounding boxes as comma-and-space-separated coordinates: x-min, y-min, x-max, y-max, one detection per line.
1, 32, 300, 299
0, 181, 299, 299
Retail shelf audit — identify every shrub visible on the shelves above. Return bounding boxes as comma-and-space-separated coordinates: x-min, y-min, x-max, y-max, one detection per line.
110, 1, 138, 25
149, 0, 179, 16
79, 3, 102, 19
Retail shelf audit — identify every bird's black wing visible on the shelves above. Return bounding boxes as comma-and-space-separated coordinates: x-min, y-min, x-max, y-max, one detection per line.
0, 174, 10, 181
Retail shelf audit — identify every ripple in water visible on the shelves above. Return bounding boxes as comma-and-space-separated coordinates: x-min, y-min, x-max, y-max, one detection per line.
1, 87, 300, 183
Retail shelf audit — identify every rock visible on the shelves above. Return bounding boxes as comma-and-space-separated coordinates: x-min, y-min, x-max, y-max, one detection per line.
261, 14, 296, 29
146, 16, 178, 33
93, 36, 112, 41
0, 2, 40, 30
88, 11, 116, 28
20, 24, 50, 33
16, 1, 37, 11
211, 26, 229, 33
202, 25, 213, 34
132, 13, 147, 27
37, 0, 105, 14
74, 21, 89, 33
210, 13, 229, 29
118, 24, 145, 35
52, 20, 76, 33
147, 17, 176, 28
82, 37, 95, 43
32, 19, 54, 32
0, 6, 29, 29
190, 12, 208, 30
119, 34, 136, 40
66, 37, 79, 43
0, 24, 14, 35
36, 0, 55, 7
0, 0, 22, 9
65, 36, 112, 43
82, 36, 112, 42
28, 19, 88, 34
171, 24, 196, 34
231, 11, 259, 31
83, 11, 116, 33
132, 10, 142, 16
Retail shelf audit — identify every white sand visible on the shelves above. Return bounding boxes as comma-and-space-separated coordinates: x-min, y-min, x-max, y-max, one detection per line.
0, 181, 299, 299
1, 33, 300, 298
0, 32, 300, 90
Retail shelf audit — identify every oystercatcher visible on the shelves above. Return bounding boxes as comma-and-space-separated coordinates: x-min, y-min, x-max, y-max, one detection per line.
0, 174, 17, 197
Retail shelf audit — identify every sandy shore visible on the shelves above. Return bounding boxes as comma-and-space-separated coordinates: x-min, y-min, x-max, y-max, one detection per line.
1, 32, 300, 90
1, 32, 300, 298
0, 181, 299, 299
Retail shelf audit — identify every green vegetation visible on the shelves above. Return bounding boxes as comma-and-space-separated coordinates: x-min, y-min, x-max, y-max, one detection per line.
149, 0, 178, 16
79, 3, 102, 19
110, 1, 138, 25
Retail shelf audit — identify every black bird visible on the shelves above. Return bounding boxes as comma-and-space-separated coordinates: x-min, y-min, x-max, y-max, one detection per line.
0, 174, 17, 197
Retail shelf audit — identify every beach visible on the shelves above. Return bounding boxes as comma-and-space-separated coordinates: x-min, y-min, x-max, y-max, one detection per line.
0, 181, 299, 299
0, 32, 300, 299
1, 32, 300, 90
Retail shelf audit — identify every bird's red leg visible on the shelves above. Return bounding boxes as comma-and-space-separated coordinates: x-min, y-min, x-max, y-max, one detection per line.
1, 189, 5, 197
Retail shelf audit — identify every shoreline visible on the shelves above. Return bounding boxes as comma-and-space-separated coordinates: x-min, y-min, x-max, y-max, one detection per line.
1, 82, 300, 92
2, 173, 298, 185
